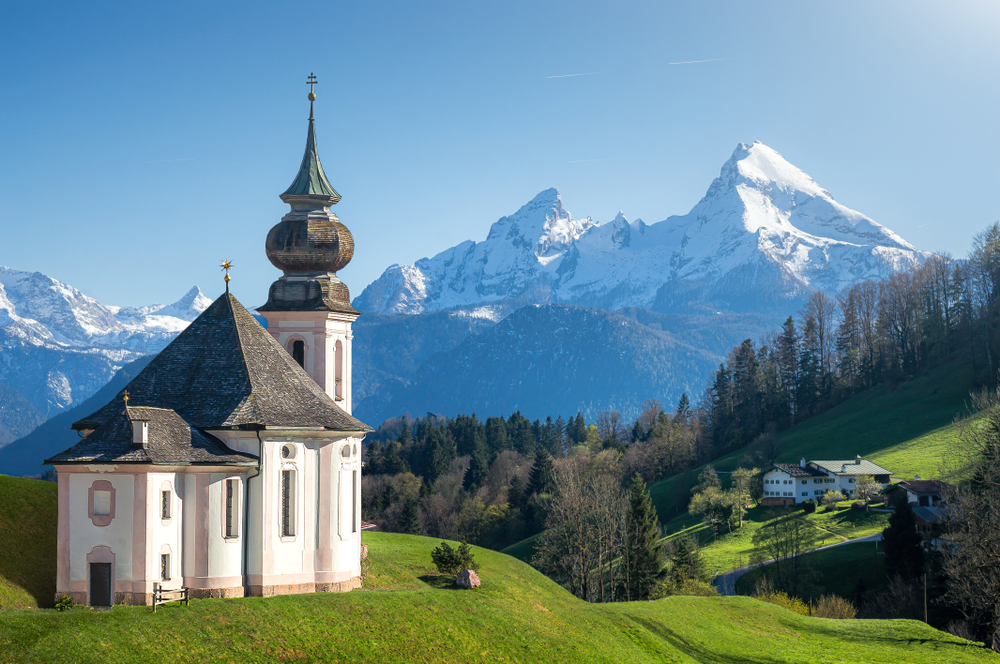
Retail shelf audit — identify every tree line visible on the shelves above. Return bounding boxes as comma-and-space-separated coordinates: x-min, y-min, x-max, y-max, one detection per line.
706, 222, 1000, 454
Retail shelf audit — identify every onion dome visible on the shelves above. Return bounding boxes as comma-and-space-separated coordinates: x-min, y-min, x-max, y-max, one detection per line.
259, 77, 360, 315
265, 105, 354, 275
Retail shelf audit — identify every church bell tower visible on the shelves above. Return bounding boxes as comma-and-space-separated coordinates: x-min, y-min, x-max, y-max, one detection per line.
258, 73, 359, 414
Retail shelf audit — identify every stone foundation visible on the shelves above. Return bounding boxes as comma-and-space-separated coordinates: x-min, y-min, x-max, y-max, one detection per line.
249, 575, 361, 598
189, 586, 246, 600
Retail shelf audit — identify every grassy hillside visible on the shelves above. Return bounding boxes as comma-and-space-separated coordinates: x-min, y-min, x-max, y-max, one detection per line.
651, 360, 975, 525
0, 531, 991, 663
0, 476, 57, 608
505, 360, 974, 570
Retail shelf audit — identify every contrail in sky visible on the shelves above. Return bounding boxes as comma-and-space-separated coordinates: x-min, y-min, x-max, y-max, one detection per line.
547, 72, 601, 78
668, 58, 731, 65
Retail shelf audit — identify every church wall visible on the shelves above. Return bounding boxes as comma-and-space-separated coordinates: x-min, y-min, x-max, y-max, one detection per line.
66, 471, 134, 604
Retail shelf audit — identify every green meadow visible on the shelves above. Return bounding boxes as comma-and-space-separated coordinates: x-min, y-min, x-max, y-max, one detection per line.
0, 529, 992, 663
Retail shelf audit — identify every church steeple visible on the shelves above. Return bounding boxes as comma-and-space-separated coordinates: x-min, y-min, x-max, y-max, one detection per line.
258, 73, 361, 414
281, 75, 341, 203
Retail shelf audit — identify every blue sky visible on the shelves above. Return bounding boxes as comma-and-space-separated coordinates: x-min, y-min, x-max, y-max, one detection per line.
1, 0, 998, 307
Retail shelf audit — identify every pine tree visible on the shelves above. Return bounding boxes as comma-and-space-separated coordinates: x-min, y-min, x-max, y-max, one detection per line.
554, 415, 567, 456
572, 412, 587, 444
485, 415, 508, 456
620, 474, 666, 600
674, 393, 691, 425
463, 441, 488, 492
527, 447, 556, 497
508, 474, 526, 514
399, 498, 421, 534
883, 501, 925, 580
668, 535, 701, 587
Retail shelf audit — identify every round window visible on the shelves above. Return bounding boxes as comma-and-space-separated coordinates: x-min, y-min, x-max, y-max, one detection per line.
341, 445, 351, 459
281, 444, 296, 459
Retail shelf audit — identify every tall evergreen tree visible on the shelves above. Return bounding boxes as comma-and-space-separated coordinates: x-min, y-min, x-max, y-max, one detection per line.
882, 500, 925, 580
527, 447, 556, 496
399, 498, 421, 534
485, 415, 509, 456
508, 474, 526, 514
620, 474, 667, 600
463, 443, 488, 492
553, 415, 567, 456
572, 412, 587, 444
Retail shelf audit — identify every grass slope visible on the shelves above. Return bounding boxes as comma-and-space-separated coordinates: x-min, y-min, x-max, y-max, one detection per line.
0, 476, 57, 608
0, 531, 991, 663
650, 360, 975, 526
736, 540, 888, 601
664, 504, 890, 576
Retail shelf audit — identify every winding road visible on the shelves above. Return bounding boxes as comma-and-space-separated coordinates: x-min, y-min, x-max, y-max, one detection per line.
713, 533, 883, 596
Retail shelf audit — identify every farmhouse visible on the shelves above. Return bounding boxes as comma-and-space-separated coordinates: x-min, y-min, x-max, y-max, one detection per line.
883, 478, 947, 507
760, 456, 892, 506
44, 81, 372, 607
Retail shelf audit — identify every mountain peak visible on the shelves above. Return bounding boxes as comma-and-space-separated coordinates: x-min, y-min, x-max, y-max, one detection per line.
156, 286, 212, 321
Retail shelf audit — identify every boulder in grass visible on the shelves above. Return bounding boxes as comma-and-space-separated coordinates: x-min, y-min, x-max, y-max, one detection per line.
456, 569, 481, 589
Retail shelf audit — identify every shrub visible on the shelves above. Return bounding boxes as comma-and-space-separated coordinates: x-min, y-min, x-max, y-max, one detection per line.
813, 594, 856, 619
755, 590, 810, 616
821, 490, 846, 512
801, 499, 817, 514
431, 541, 479, 580
55, 595, 73, 612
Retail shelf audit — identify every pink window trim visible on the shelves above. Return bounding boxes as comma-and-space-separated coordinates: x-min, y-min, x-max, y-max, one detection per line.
88, 480, 116, 527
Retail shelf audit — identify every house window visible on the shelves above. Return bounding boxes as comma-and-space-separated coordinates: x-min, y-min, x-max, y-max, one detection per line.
801, 480, 807, 484
161, 490, 171, 520
225, 478, 240, 539
291, 340, 305, 368
850, 478, 856, 483
160, 554, 170, 581
801, 492, 807, 496
281, 469, 296, 537
94, 490, 112, 516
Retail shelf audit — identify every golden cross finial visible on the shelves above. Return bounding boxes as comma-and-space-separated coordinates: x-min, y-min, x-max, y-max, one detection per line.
221, 260, 233, 292
307, 73, 318, 101
123, 390, 130, 405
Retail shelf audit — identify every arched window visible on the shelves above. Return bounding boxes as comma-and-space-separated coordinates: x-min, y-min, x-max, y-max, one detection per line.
291, 340, 305, 368
334, 340, 344, 400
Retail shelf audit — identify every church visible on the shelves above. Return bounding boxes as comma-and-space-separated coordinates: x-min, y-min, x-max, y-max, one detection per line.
45, 77, 371, 606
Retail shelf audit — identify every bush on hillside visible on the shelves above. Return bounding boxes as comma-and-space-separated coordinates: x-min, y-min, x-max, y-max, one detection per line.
821, 491, 846, 512
801, 499, 817, 514
813, 595, 856, 619
755, 590, 810, 616
431, 541, 478, 580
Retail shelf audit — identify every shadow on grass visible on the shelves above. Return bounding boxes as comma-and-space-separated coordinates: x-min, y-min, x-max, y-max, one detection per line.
417, 575, 463, 590
631, 616, 788, 664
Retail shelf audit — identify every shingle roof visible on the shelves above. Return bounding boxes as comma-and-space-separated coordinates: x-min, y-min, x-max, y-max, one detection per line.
810, 459, 892, 476
897, 479, 947, 494
72, 292, 371, 433
46, 406, 257, 466
913, 506, 945, 524
281, 116, 341, 202
768, 463, 828, 478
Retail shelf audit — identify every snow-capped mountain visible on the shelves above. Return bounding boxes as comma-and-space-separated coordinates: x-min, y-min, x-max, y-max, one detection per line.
354, 142, 931, 315
0, 267, 210, 417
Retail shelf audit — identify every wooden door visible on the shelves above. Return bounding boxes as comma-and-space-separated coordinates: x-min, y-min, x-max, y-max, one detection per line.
90, 563, 112, 606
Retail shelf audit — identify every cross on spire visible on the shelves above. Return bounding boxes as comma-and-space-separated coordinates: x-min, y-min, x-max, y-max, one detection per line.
221, 260, 233, 292
307, 72, 318, 118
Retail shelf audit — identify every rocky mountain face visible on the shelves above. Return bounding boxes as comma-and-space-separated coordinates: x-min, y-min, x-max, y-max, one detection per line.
0, 267, 210, 419
0, 383, 46, 448
354, 305, 778, 426
0, 356, 153, 477
354, 142, 930, 316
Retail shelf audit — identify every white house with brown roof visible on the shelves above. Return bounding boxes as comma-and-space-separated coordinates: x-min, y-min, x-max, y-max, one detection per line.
45, 89, 372, 607
761, 456, 892, 506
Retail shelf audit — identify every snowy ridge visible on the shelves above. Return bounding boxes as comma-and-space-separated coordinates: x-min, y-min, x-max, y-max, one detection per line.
0, 267, 210, 415
354, 143, 931, 315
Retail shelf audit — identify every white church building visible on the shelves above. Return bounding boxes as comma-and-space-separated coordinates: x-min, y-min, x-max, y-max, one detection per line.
45, 81, 372, 606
